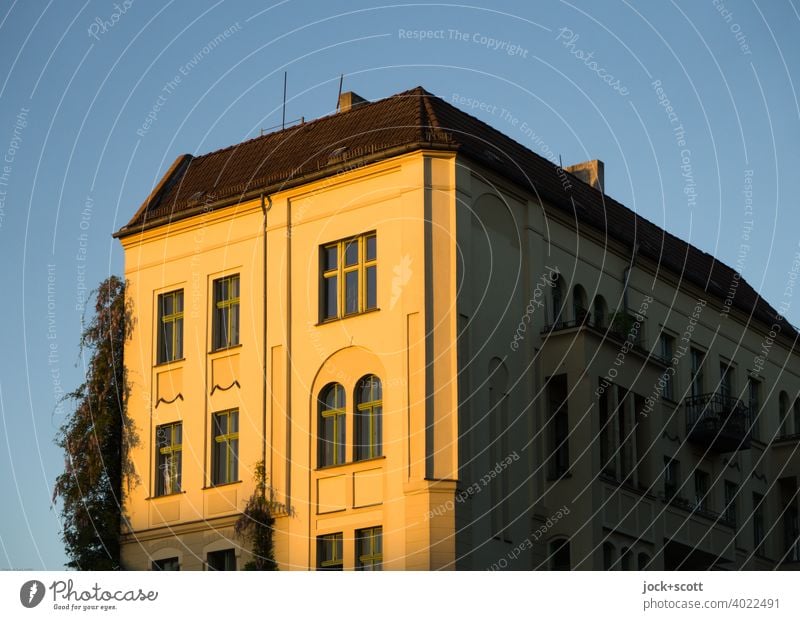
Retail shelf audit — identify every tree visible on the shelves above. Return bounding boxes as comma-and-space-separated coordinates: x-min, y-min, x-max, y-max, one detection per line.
234, 461, 278, 570
53, 276, 136, 569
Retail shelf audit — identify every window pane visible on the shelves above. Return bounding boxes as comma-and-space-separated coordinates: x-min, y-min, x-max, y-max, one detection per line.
366, 235, 376, 261
374, 405, 383, 457
215, 306, 228, 349
161, 293, 173, 316
175, 290, 184, 312
324, 276, 337, 319
324, 246, 338, 271
230, 303, 239, 346
175, 317, 183, 359
345, 270, 359, 314
366, 265, 377, 309
344, 240, 359, 266
336, 414, 345, 464
230, 437, 238, 482
231, 276, 239, 298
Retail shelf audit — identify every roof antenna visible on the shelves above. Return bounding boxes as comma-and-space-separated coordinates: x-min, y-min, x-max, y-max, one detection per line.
336, 73, 344, 111
559, 154, 563, 167
282, 71, 287, 130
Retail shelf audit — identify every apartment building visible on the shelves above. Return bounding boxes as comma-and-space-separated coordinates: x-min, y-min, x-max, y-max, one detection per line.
115, 86, 800, 570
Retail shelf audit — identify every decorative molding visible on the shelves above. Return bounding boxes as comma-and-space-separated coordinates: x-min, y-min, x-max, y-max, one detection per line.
662, 430, 680, 444
210, 380, 240, 395
155, 393, 183, 408
751, 470, 768, 483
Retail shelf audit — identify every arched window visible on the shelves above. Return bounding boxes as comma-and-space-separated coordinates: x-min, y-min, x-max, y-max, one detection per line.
794, 398, 800, 436
638, 552, 650, 570
355, 375, 382, 461
548, 538, 570, 570
780, 391, 790, 437
319, 383, 346, 467
552, 274, 564, 326
602, 542, 615, 570
593, 296, 607, 328
573, 285, 588, 324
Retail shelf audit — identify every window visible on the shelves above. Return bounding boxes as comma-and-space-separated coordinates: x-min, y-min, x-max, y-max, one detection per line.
355, 375, 382, 461
724, 481, 738, 525
694, 470, 710, 510
207, 549, 236, 571
548, 538, 570, 570
318, 384, 346, 467
659, 333, 675, 400
548, 375, 569, 478
598, 382, 614, 477
719, 361, 733, 400
551, 274, 564, 325
637, 553, 650, 570
320, 233, 377, 321
212, 275, 240, 350
749, 378, 761, 441
573, 285, 588, 323
317, 533, 343, 570
753, 493, 765, 553
593, 296, 607, 328
602, 542, 615, 570
356, 526, 383, 570
152, 557, 179, 571
156, 422, 182, 496
664, 457, 679, 500
157, 290, 183, 363
690, 348, 704, 398
794, 399, 800, 437
212, 410, 239, 485
779, 391, 790, 437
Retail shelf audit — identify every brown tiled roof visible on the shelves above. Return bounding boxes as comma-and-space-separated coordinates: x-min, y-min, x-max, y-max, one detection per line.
116, 86, 796, 341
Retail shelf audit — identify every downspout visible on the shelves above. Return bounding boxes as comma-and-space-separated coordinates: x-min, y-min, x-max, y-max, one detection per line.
260, 193, 272, 495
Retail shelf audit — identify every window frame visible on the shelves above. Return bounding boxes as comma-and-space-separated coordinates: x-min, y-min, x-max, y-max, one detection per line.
318, 383, 346, 468
664, 457, 679, 501
658, 332, 675, 400
320, 232, 377, 322
690, 348, 704, 398
317, 533, 344, 570
212, 274, 240, 351
155, 421, 182, 496
356, 526, 383, 570
211, 409, 239, 486
355, 375, 383, 461
753, 493, 766, 553
156, 289, 184, 364
207, 549, 236, 571
152, 557, 180, 571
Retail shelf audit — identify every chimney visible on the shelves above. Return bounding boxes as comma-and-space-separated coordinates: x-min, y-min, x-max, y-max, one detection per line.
338, 91, 367, 113
566, 159, 604, 192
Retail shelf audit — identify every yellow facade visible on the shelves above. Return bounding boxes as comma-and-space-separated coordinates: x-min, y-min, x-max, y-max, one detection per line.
119, 151, 460, 570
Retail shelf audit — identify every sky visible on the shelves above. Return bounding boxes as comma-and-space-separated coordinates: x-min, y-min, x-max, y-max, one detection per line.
0, 0, 798, 570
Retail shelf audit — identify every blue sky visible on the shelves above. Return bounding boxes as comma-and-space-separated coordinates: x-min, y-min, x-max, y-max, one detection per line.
0, 0, 798, 569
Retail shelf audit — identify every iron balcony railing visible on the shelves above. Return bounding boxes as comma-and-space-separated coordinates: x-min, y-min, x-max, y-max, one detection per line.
685, 392, 752, 452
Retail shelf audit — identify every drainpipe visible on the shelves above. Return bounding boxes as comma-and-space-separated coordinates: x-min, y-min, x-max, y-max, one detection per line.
260, 193, 272, 494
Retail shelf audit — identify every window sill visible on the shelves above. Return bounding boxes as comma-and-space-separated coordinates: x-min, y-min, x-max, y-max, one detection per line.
316, 307, 381, 326
202, 481, 242, 490
154, 358, 186, 369
146, 491, 186, 501
208, 344, 243, 356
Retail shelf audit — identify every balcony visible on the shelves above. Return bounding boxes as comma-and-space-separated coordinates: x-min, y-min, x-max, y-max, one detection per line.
542, 310, 668, 365
685, 393, 751, 453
